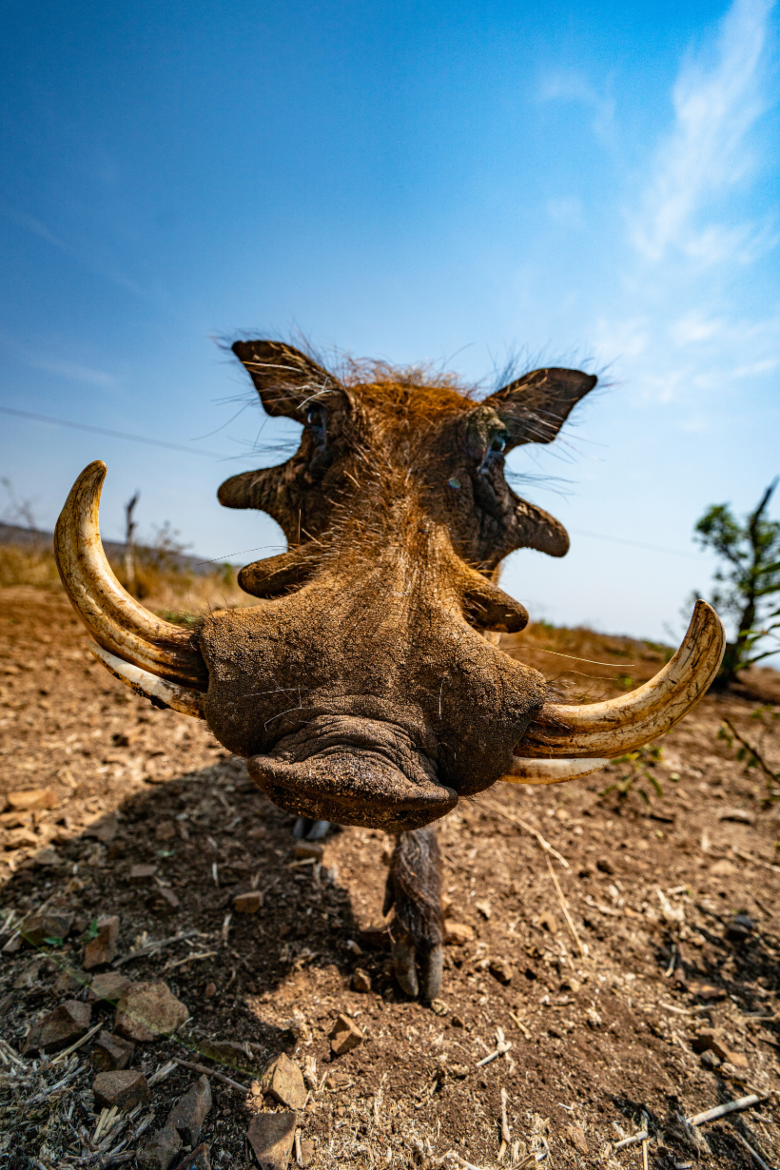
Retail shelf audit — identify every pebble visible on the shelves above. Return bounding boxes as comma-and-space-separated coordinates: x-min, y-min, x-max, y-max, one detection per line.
21, 909, 74, 948
84, 915, 120, 969
172, 1146, 211, 1170
24, 1000, 91, 1055
565, 1125, 589, 1156
137, 1123, 183, 1170
233, 891, 263, 914
147, 886, 181, 915
7, 788, 57, 811
247, 1111, 297, 1170
585, 1008, 602, 1030
167, 1074, 213, 1146
718, 808, 755, 824
443, 922, 475, 945
475, 900, 491, 919
537, 911, 559, 934
89, 971, 133, 1003
293, 841, 323, 861
692, 1028, 748, 1067
488, 957, 513, 985
85, 811, 119, 843
115, 981, 189, 1041
260, 1053, 307, 1110
329, 1013, 364, 1057
93, 1068, 150, 1110
129, 864, 158, 884
351, 968, 372, 993
91, 1030, 136, 1071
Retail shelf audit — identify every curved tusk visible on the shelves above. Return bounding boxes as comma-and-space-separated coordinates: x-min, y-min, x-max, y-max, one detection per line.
89, 643, 205, 718
518, 600, 725, 759
501, 757, 610, 786
54, 461, 207, 690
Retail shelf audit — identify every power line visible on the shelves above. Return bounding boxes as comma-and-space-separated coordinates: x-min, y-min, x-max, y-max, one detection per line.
570, 528, 702, 560
0, 405, 227, 459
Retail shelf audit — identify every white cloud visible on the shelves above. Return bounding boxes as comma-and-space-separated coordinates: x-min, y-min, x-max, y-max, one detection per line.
27, 356, 119, 389
632, 0, 776, 264
538, 70, 615, 142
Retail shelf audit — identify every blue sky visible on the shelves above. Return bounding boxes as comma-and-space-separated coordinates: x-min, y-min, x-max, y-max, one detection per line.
1, 0, 778, 652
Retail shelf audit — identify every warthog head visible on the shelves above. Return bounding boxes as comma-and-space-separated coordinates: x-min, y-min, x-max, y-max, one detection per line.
55, 342, 725, 832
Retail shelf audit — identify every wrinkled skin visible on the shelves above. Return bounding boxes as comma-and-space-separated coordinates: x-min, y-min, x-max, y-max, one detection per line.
207, 341, 597, 998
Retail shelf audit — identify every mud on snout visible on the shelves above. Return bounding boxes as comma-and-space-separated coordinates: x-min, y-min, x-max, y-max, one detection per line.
246, 714, 458, 832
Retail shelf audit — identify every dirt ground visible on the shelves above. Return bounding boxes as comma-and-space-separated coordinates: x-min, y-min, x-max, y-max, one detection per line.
2, 581, 780, 1170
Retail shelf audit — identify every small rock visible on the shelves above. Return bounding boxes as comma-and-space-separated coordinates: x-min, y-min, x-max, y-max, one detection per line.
21, 909, 74, 948
692, 1028, 748, 1067
260, 1053, 307, 1110
537, 911, 559, 934
297, 1139, 314, 1168
137, 1124, 183, 1170
351, 968, 372, 993
430, 998, 449, 1016
52, 967, 87, 995
5, 828, 39, 849
449, 1063, 469, 1078
329, 1013, 364, 1056
25, 1000, 91, 1055
93, 1068, 150, 1111
32, 847, 61, 868
451, 1014, 465, 1028
7, 789, 57, 811
147, 886, 181, 916
565, 1125, 589, 1156
247, 1111, 297, 1170
85, 811, 119, 843
172, 1146, 211, 1170
443, 921, 475, 945
585, 1008, 602, 1030
129, 864, 158, 884
488, 957, 513, 985
115, 981, 189, 1041
84, 916, 120, 969
700, 1049, 721, 1070
167, 1075, 212, 1146
720, 1060, 750, 1082
294, 841, 323, 861
89, 971, 132, 1003
204, 982, 217, 998
719, 808, 755, 824
726, 913, 755, 940
710, 859, 738, 877
155, 820, 177, 841
595, 858, 613, 874
91, 1030, 136, 1071
475, 900, 491, 919
234, 891, 263, 914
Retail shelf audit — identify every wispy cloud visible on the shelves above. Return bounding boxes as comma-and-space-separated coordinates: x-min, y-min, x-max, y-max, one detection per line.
26, 356, 119, 389
632, 0, 776, 264
538, 70, 616, 143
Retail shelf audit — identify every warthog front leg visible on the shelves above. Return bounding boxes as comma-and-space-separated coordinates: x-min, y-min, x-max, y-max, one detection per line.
383, 827, 444, 1002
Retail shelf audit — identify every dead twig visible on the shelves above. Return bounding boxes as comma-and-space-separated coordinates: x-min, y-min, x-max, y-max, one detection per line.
113, 929, 206, 967
476, 1028, 512, 1067
173, 1057, 248, 1094
688, 1094, 766, 1127
735, 1132, 773, 1170
613, 1131, 648, 1151
722, 718, 778, 788
50, 1021, 103, 1066
545, 854, 588, 958
480, 798, 569, 869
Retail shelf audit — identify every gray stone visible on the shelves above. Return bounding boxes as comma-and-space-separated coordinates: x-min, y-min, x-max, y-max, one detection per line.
93, 1068, 150, 1110
24, 1000, 91, 1055
167, 1075, 212, 1146
247, 1112, 296, 1170
137, 1124, 183, 1170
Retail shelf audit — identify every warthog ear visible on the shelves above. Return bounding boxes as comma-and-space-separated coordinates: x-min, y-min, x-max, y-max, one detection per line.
482, 367, 597, 451
232, 340, 343, 421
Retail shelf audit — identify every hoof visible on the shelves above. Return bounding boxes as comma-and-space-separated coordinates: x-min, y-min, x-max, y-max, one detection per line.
391, 933, 443, 1002
293, 817, 331, 841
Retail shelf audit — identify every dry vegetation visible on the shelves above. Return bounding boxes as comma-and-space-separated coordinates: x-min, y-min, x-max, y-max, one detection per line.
2, 547, 780, 1169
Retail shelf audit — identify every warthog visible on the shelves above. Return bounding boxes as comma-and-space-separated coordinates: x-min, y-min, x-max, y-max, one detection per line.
55, 341, 724, 999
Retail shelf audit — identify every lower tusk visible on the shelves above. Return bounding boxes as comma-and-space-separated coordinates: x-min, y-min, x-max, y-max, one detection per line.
90, 643, 205, 719
501, 757, 611, 786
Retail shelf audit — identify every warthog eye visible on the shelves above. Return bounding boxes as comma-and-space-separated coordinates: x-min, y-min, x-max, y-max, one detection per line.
306, 404, 326, 439
490, 432, 508, 454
